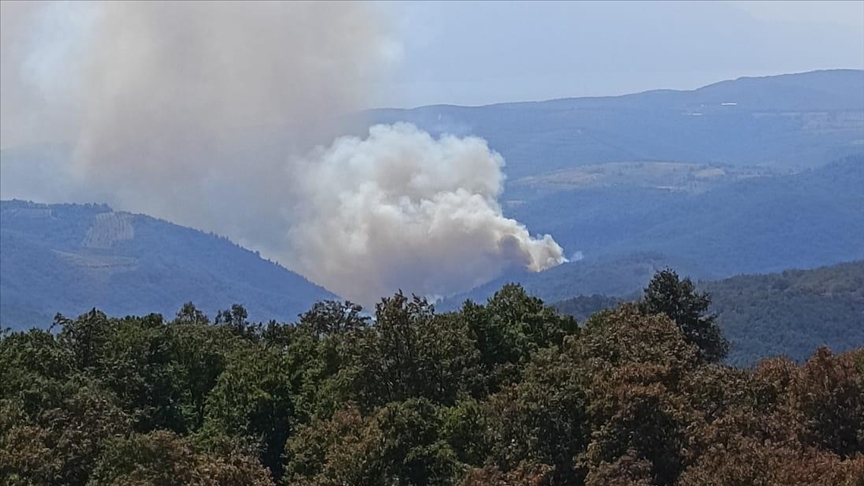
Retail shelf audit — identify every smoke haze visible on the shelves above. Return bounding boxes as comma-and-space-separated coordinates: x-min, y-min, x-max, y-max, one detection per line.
0, 1, 565, 305
287, 123, 565, 304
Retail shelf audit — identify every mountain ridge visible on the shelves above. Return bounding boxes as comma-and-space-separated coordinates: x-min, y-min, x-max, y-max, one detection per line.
365, 69, 864, 179
2, 70, 862, 330
371, 69, 864, 111
0, 199, 337, 330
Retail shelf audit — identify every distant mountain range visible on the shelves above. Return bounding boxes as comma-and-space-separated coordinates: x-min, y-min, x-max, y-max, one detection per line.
0, 200, 335, 330
2, 70, 862, 331
366, 69, 864, 178
375, 70, 864, 295
517, 155, 863, 277
553, 260, 864, 366
439, 154, 864, 308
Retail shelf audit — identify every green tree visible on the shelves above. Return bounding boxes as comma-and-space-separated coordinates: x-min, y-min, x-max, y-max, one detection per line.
88, 430, 274, 486
284, 399, 460, 486
575, 305, 700, 485
216, 304, 249, 328
482, 347, 589, 484
3, 279, 864, 486
53, 309, 113, 371
283, 300, 370, 421
176, 302, 210, 325
639, 269, 729, 363
460, 284, 578, 394
164, 320, 235, 433
200, 345, 294, 480
345, 292, 478, 411
0, 378, 130, 486
87, 313, 182, 432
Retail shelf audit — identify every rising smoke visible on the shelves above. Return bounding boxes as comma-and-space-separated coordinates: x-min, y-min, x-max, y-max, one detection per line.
0, 1, 565, 306
287, 123, 565, 304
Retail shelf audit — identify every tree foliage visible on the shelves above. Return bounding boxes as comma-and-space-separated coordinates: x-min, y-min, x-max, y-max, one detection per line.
1, 273, 862, 485
639, 269, 729, 363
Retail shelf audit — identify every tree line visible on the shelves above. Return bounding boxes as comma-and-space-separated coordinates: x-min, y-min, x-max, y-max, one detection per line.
1, 270, 862, 485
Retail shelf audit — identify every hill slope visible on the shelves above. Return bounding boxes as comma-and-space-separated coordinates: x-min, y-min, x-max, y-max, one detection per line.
512, 155, 864, 276
442, 154, 864, 306
702, 260, 864, 366
0, 200, 336, 329
373, 71, 864, 292
367, 69, 864, 178
553, 261, 864, 366
2, 70, 862, 325
438, 251, 712, 310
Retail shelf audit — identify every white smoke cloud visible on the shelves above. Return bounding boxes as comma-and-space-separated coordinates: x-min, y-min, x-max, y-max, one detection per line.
68, 1, 392, 246
0, 1, 82, 148
3, 1, 394, 250
0, 1, 566, 306
285, 123, 565, 304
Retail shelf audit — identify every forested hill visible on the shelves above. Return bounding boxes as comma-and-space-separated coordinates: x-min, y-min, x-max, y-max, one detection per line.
0, 200, 336, 329
554, 260, 864, 366
703, 260, 864, 366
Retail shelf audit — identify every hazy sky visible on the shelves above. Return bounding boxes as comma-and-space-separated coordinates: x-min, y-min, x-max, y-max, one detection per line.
3, 1, 863, 112
2, 0, 863, 139
381, 1, 864, 107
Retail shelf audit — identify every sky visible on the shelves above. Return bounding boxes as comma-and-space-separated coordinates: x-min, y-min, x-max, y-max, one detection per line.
3, 1, 863, 115
380, 1, 864, 107
2, 0, 863, 146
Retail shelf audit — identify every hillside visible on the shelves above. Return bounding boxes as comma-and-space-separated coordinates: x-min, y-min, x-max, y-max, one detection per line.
367, 69, 864, 178
2, 71, 862, 324
702, 260, 864, 366
439, 251, 711, 310
553, 261, 864, 366
513, 155, 864, 276
441, 154, 864, 306
0, 200, 336, 329
370, 71, 864, 289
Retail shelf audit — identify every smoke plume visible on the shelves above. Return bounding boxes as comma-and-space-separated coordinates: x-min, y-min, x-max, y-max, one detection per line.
286, 123, 565, 304
0, 1, 565, 306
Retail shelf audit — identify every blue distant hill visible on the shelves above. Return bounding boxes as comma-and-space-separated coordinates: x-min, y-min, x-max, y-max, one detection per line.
366, 69, 864, 178
2, 70, 862, 328
441, 154, 864, 308
0, 200, 336, 330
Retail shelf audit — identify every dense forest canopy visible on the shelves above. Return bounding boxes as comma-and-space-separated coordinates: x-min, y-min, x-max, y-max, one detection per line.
2, 270, 862, 485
